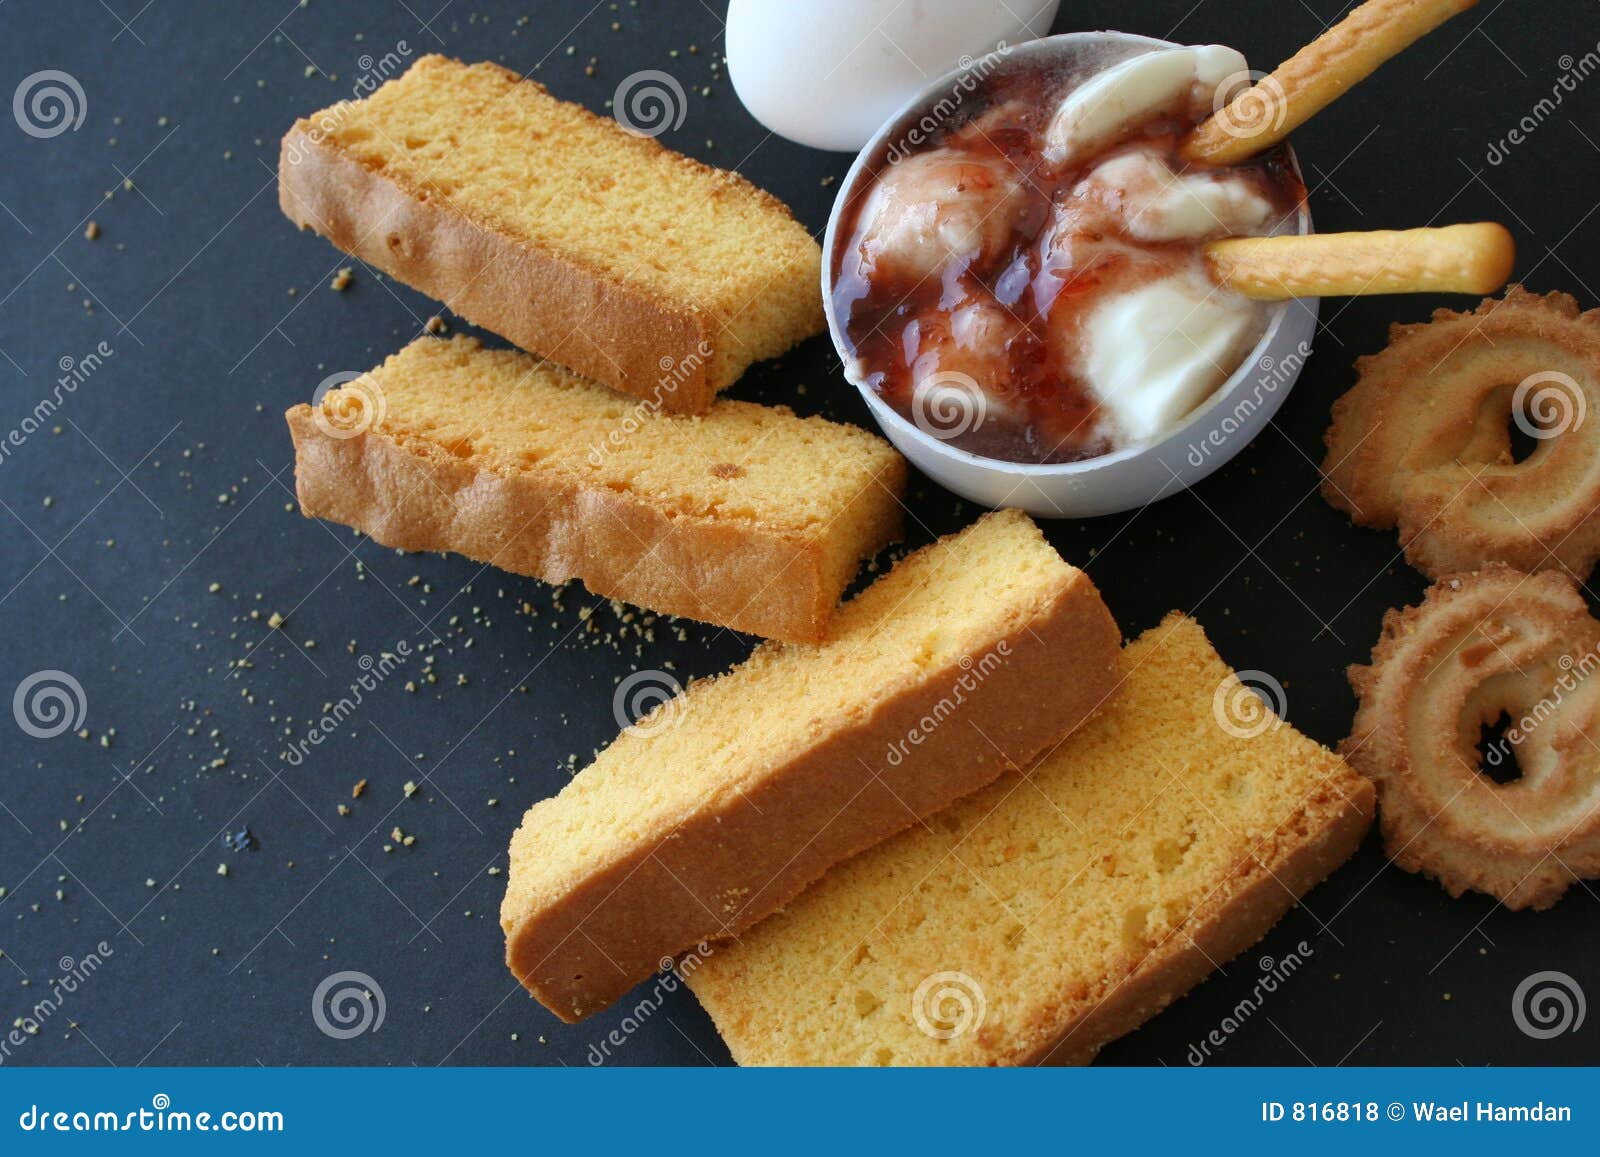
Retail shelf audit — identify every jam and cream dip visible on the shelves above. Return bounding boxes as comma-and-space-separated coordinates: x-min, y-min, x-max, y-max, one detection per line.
832, 42, 1306, 465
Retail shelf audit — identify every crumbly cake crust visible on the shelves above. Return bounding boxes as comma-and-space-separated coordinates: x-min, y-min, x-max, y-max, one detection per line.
686, 614, 1375, 1066
286, 400, 903, 643
501, 519, 1123, 1022
278, 57, 824, 414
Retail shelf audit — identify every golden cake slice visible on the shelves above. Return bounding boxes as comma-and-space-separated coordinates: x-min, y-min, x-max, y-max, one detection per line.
500, 510, 1122, 1021
279, 55, 824, 414
686, 614, 1375, 1065
285, 335, 904, 643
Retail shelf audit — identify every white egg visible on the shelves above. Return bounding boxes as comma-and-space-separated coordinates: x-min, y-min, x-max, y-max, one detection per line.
726, 0, 1061, 152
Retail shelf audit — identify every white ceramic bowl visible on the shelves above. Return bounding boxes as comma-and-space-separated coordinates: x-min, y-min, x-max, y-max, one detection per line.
822, 31, 1319, 519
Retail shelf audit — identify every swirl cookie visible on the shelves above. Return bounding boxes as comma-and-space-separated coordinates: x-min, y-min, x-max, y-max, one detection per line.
1322, 287, 1600, 580
1343, 566, 1600, 909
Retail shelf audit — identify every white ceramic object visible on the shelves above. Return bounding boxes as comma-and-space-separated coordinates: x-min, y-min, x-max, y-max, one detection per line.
822, 32, 1319, 519
726, 0, 1062, 152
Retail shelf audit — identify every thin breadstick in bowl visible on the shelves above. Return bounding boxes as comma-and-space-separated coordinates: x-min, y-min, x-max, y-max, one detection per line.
1205, 224, 1515, 299
1183, 0, 1479, 166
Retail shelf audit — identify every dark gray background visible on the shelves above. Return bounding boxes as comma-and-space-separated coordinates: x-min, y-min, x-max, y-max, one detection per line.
1, 0, 1595, 1067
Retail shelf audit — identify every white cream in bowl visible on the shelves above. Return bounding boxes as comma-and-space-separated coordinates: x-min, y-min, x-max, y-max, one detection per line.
823, 32, 1318, 518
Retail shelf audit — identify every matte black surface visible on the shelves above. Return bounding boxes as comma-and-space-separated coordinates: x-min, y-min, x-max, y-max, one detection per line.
0, 0, 1595, 1068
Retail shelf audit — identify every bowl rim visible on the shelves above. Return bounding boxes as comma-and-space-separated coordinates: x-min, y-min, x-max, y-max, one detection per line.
821, 29, 1316, 479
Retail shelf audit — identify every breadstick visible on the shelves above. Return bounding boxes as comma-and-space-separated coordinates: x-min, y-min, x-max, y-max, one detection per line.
1205, 223, 1514, 299
1183, 0, 1479, 165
